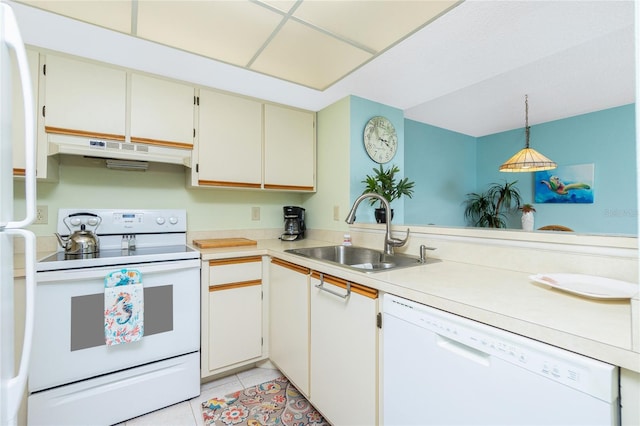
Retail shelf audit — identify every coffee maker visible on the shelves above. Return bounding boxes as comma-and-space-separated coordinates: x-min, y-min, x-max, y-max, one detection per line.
281, 206, 305, 241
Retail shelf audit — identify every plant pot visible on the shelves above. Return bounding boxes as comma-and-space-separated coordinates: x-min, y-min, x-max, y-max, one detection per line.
375, 208, 394, 224
521, 211, 534, 232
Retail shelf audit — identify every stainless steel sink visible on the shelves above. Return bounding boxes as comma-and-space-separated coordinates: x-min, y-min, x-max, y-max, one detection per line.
285, 245, 435, 273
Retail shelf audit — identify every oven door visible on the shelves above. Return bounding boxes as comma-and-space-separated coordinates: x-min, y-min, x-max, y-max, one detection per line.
30, 258, 200, 392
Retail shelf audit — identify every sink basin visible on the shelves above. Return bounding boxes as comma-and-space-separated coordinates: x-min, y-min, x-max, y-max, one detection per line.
285, 245, 434, 273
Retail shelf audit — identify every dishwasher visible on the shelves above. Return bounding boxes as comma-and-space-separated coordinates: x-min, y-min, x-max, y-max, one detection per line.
382, 294, 620, 425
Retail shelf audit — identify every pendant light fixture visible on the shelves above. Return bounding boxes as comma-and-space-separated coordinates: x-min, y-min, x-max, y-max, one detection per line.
499, 95, 557, 172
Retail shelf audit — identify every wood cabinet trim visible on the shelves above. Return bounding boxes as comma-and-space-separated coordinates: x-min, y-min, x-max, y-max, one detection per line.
209, 256, 262, 267
45, 126, 125, 141
264, 184, 314, 191
13, 168, 26, 176
198, 180, 262, 189
310, 271, 378, 299
272, 258, 310, 275
130, 136, 193, 150
209, 279, 262, 292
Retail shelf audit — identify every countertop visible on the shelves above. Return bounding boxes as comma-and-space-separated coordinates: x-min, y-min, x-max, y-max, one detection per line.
198, 238, 640, 373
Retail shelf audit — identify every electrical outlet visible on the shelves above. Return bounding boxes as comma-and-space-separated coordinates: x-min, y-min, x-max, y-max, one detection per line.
333, 205, 340, 221
251, 207, 260, 221
35, 205, 48, 224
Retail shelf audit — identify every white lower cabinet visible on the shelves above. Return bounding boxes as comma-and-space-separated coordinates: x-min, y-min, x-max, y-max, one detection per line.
621, 368, 640, 426
201, 256, 264, 377
268, 258, 311, 397
309, 271, 378, 426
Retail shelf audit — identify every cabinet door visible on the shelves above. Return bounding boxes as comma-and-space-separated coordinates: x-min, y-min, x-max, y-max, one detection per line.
204, 257, 263, 374
130, 73, 194, 148
310, 272, 378, 425
44, 55, 126, 139
264, 104, 315, 191
12, 49, 39, 177
197, 90, 262, 188
269, 258, 310, 396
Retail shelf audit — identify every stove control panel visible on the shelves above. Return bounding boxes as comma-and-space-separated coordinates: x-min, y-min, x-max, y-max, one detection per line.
57, 209, 187, 235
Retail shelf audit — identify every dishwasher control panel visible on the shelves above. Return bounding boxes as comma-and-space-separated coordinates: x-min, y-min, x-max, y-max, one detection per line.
383, 294, 618, 403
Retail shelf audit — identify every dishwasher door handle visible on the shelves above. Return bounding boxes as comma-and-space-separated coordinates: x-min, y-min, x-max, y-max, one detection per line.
436, 335, 491, 367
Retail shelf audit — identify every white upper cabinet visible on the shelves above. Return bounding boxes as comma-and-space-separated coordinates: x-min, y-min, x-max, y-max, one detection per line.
130, 74, 194, 147
264, 104, 315, 191
12, 49, 39, 176
43, 55, 126, 139
197, 89, 262, 187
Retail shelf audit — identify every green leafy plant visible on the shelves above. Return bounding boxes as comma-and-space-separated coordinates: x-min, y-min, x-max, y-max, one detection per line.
464, 180, 522, 228
362, 164, 415, 207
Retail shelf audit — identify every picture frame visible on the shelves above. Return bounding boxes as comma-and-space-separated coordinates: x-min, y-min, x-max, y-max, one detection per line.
534, 163, 594, 204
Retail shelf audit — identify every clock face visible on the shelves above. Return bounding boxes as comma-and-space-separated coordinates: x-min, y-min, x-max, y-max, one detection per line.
364, 116, 398, 163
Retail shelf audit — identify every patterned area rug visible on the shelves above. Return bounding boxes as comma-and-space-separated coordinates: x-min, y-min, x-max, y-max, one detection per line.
201, 376, 329, 426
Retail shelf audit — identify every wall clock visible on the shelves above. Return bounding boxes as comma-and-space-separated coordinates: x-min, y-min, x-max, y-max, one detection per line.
363, 116, 397, 163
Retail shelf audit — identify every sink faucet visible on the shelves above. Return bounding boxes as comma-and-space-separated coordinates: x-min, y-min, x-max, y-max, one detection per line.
345, 192, 409, 255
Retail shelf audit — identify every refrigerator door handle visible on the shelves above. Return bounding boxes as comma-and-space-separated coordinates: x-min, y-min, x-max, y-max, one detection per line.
2, 3, 35, 229
5, 229, 35, 423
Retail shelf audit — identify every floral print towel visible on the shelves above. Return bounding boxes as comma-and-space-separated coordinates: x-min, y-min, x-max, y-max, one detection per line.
104, 269, 144, 346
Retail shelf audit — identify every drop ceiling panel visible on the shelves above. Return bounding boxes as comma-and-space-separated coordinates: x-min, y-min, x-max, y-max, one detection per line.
260, 1, 298, 14
292, 0, 459, 52
251, 18, 372, 89
136, 1, 283, 67
17, 0, 132, 33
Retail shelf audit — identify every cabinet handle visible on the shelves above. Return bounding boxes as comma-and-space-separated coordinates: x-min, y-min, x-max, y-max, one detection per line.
315, 272, 350, 299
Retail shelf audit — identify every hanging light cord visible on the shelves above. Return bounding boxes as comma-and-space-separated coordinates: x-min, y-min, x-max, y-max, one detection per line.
524, 94, 530, 149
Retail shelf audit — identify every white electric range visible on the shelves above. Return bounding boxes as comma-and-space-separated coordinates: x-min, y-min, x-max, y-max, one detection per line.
29, 209, 201, 426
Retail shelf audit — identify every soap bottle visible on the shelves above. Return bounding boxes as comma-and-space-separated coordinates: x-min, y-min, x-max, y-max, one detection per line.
342, 233, 352, 246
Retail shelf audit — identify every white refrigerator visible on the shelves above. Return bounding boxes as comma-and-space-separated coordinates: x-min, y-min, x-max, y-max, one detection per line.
0, 2, 36, 425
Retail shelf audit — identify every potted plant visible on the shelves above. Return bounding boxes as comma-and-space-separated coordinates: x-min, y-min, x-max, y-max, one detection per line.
362, 164, 415, 223
520, 203, 536, 231
463, 180, 522, 228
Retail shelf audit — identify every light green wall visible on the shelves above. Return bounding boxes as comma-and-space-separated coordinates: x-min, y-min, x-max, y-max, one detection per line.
16, 155, 303, 236
303, 96, 351, 232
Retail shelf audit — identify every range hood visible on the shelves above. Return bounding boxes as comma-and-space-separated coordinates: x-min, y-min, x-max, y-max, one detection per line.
47, 133, 192, 167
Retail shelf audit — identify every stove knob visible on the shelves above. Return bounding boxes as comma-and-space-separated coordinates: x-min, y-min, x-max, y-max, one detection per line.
169, 216, 178, 225
70, 217, 82, 226
156, 217, 166, 225
87, 217, 99, 226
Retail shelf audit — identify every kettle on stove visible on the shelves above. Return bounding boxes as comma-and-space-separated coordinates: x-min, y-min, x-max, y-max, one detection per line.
55, 213, 102, 256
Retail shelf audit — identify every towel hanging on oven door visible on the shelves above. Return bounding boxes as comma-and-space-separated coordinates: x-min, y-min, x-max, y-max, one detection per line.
104, 269, 144, 346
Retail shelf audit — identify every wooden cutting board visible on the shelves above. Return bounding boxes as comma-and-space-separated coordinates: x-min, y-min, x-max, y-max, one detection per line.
192, 238, 257, 249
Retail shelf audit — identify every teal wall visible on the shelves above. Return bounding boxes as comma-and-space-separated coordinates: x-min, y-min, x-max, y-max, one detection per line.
404, 119, 476, 226
349, 96, 406, 224
403, 103, 636, 235
477, 104, 636, 234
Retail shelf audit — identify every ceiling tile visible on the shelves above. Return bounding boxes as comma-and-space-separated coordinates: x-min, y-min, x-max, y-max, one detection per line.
16, 0, 132, 33
136, 1, 283, 67
259, 0, 298, 14
292, 0, 460, 52
250, 18, 372, 89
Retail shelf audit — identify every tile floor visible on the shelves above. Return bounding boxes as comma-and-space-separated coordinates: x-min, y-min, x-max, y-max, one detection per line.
122, 365, 283, 426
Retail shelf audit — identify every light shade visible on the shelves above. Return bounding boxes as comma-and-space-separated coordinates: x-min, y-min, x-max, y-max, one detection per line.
499, 147, 557, 172
499, 94, 557, 173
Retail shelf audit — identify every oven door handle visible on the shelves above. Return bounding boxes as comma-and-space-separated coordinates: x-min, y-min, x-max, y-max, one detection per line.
36, 259, 200, 282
